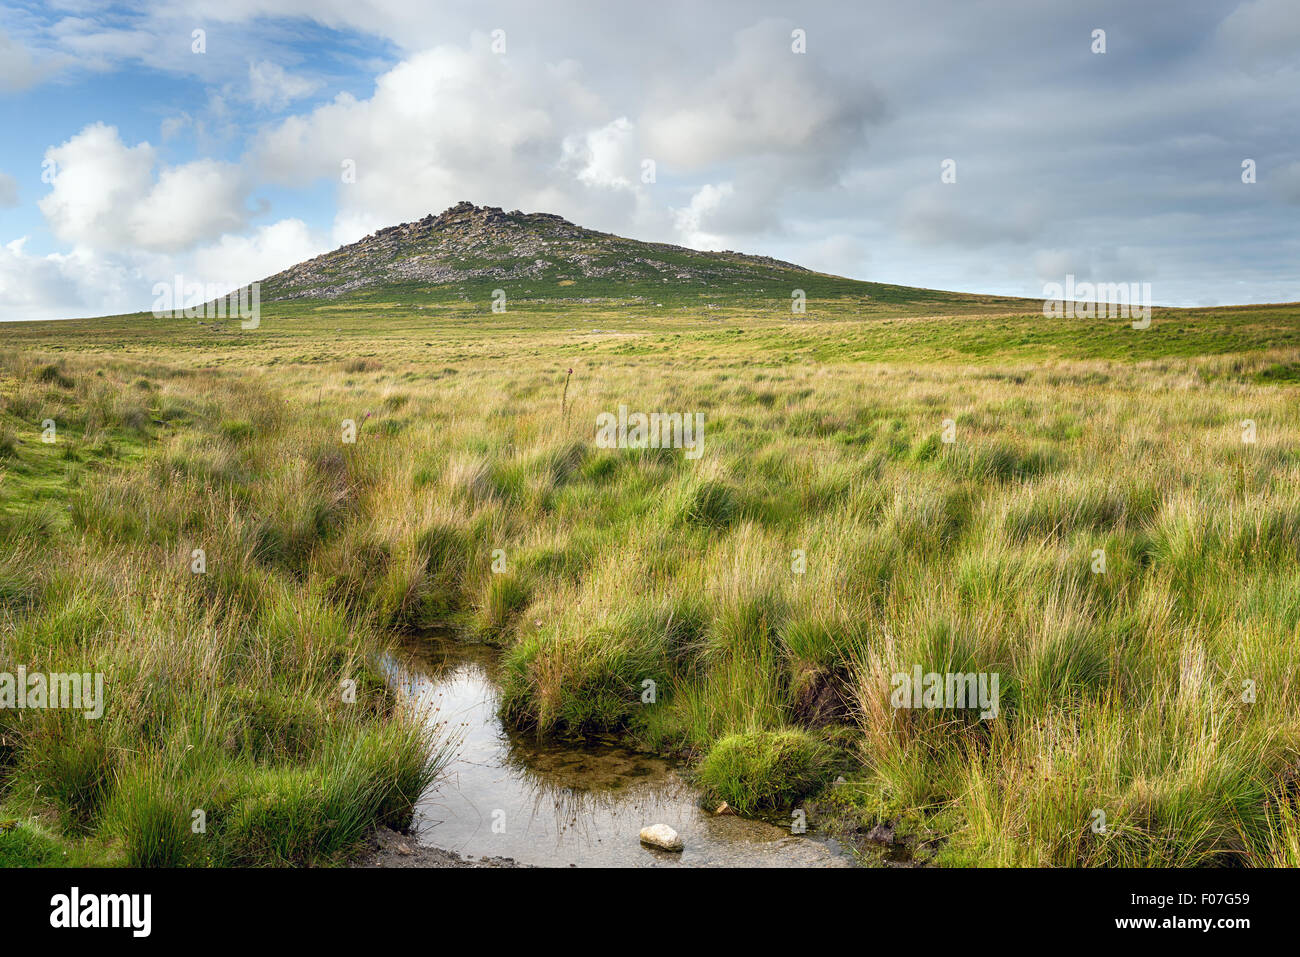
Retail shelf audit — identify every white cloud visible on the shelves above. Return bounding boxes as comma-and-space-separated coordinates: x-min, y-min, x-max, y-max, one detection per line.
250, 25, 875, 252
671, 183, 736, 250
39, 123, 253, 253
0, 30, 61, 91
562, 117, 638, 190
160, 113, 192, 141
248, 60, 320, 111
0, 218, 326, 322
253, 39, 637, 244
0, 173, 18, 208
0, 237, 146, 322
38, 124, 156, 248
188, 219, 328, 286
131, 160, 252, 249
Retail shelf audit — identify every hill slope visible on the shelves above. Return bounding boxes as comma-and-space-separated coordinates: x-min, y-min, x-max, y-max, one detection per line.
258, 201, 979, 307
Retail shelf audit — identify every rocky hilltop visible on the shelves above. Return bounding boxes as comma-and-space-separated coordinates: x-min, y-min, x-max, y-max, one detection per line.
259, 201, 815, 301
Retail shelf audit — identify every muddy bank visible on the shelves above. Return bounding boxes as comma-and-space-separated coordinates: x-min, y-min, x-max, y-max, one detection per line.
354, 826, 525, 868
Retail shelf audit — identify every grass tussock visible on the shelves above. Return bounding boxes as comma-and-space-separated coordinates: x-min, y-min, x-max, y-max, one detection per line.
698, 728, 834, 815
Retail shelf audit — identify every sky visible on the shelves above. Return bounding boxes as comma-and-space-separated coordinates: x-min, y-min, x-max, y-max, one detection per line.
0, 0, 1297, 320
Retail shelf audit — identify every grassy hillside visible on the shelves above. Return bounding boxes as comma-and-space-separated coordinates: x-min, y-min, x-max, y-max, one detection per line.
3, 288, 1300, 866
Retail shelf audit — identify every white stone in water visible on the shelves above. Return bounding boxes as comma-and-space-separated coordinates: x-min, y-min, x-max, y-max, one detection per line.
639, 824, 684, 852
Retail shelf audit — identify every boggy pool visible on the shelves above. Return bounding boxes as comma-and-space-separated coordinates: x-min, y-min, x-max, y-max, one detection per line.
382, 636, 847, 868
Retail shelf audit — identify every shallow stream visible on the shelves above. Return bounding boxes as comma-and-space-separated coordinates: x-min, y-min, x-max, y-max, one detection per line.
383, 637, 847, 867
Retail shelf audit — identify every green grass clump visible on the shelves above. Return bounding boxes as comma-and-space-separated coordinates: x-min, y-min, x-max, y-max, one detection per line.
0, 818, 96, 867
697, 728, 833, 815
36, 363, 75, 389
672, 478, 742, 528
474, 572, 532, 639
